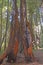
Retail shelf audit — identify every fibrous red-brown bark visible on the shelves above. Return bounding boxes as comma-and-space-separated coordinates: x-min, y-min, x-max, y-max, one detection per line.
0, 0, 34, 64
0, 0, 19, 63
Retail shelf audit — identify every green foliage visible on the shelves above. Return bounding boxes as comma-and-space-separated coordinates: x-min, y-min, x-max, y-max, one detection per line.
26, 0, 41, 14
0, 0, 11, 51
17, 0, 20, 8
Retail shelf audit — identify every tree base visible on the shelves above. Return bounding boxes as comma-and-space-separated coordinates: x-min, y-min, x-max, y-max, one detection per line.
0, 59, 3, 64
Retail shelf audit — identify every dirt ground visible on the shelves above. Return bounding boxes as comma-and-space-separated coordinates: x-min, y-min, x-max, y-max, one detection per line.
1, 49, 43, 65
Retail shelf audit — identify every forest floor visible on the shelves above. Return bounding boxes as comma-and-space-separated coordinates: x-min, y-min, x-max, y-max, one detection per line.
1, 49, 43, 65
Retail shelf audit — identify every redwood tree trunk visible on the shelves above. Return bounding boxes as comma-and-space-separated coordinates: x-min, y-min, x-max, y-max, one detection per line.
20, 0, 34, 61
0, 0, 19, 63
20, 0, 28, 58
0, 0, 34, 64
